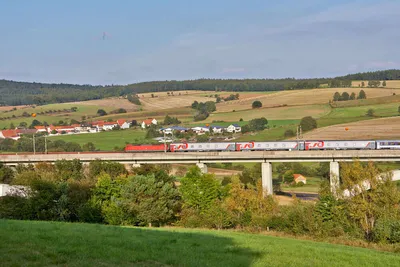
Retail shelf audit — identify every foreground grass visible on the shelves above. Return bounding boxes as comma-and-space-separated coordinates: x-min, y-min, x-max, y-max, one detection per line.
1, 220, 400, 267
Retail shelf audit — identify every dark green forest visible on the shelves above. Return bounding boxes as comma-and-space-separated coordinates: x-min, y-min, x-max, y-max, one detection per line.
1, 69, 400, 106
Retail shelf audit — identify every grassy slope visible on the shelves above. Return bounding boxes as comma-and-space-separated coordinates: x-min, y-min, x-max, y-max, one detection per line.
0, 103, 114, 129
1, 220, 400, 267
49, 128, 146, 150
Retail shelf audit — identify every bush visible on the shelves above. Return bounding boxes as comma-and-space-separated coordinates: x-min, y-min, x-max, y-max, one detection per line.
96, 109, 107, 116
373, 218, 400, 244
366, 108, 375, 117
252, 101, 262, 109
299, 116, 317, 132
284, 129, 295, 138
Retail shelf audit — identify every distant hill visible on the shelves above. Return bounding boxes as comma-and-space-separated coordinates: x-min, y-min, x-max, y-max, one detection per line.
1, 69, 400, 106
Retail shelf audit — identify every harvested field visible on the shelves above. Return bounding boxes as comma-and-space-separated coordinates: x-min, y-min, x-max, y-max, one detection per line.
140, 94, 212, 111
139, 90, 212, 98
98, 106, 194, 122
215, 88, 400, 112
0, 105, 30, 111
206, 104, 331, 121
331, 94, 400, 108
352, 80, 400, 88
302, 116, 400, 140
68, 98, 139, 112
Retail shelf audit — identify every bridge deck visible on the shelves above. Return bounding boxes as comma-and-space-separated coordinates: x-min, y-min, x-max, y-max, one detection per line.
2, 150, 400, 164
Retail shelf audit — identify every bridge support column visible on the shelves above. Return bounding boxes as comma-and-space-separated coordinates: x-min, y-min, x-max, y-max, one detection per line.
330, 161, 340, 195
196, 163, 208, 173
261, 162, 273, 196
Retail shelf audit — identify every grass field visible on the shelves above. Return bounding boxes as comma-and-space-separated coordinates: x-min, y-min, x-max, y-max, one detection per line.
331, 94, 400, 108
49, 128, 146, 150
1, 220, 400, 267
281, 177, 322, 193
0, 103, 118, 129
207, 104, 331, 122
326, 102, 400, 119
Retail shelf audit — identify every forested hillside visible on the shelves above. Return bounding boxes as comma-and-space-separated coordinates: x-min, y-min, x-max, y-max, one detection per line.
1, 69, 399, 106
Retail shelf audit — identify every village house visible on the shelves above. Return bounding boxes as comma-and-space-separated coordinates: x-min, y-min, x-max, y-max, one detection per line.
0, 129, 38, 140
34, 126, 48, 133
141, 118, 158, 129
160, 126, 188, 135
117, 119, 130, 129
48, 125, 75, 134
226, 124, 241, 133
191, 126, 210, 135
211, 125, 224, 134
0, 129, 20, 140
293, 174, 307, 184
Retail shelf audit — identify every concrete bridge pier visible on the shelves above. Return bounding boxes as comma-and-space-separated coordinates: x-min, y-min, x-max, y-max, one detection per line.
196, 163, 208, 173
330, 161, 340, 194
261, 162, 273, 196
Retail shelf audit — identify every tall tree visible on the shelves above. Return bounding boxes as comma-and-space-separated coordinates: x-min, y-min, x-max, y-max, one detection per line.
358, 90, 367, 99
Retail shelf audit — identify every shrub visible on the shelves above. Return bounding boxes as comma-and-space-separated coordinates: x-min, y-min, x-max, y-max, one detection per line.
366, 108, 375, 117
284, 129, 295, 138
252, 101, 262, 109
299, 116, 317, 132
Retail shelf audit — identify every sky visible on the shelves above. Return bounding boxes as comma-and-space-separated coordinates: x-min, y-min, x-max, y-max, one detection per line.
1, 0, 399, 85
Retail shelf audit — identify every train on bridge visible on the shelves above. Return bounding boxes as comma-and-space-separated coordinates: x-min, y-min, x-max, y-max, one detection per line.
124, 140, 400, 152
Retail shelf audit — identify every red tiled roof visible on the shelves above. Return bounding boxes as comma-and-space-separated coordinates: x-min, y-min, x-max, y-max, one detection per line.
143, 118, 154, 125
293, 174, 305, 179
34, 126, 46, 130
49, 125, 75, 130
117, 119, 126, 126
1, 130, 18, 138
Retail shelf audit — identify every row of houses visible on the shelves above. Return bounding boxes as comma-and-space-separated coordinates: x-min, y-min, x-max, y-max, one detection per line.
159, 124, 242, 135
0, 119, 132, 140
34, 119, 131, 134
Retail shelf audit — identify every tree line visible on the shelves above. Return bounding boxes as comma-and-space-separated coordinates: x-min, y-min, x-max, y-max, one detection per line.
0, 160, 399, 246
1, 69, 400, 105
332, 90, 367, 101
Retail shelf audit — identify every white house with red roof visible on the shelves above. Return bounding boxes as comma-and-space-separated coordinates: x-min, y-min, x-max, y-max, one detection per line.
0, 130, 20, 140
293, 174, 307, 184
34, 126, 48, 133
141, 118, 157, 129
48, 125, 75, 134
117, 119, 130, 129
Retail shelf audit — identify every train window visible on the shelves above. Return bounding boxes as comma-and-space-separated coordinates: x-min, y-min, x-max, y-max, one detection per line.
207, 145, 210, 148
199, 145, 202, 148
257, 144, 261, 147
266, 144, 269, 147
190, 145, 194, 148
336, 143, 339, 147
274, 144, 277, 147
282, 144, 286, 147
344, 143, 348, 146
353, 143, 356, 147
327, 143, 331, 146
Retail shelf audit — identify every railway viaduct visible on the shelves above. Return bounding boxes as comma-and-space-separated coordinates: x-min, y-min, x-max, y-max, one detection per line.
2, 150, 400, 195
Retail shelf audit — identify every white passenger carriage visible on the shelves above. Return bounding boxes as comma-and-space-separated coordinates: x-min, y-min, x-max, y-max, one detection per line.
236, 141, 304, 151
376, 140, 400, 150
170, 142, 236, 152
304, 140, 375, 150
